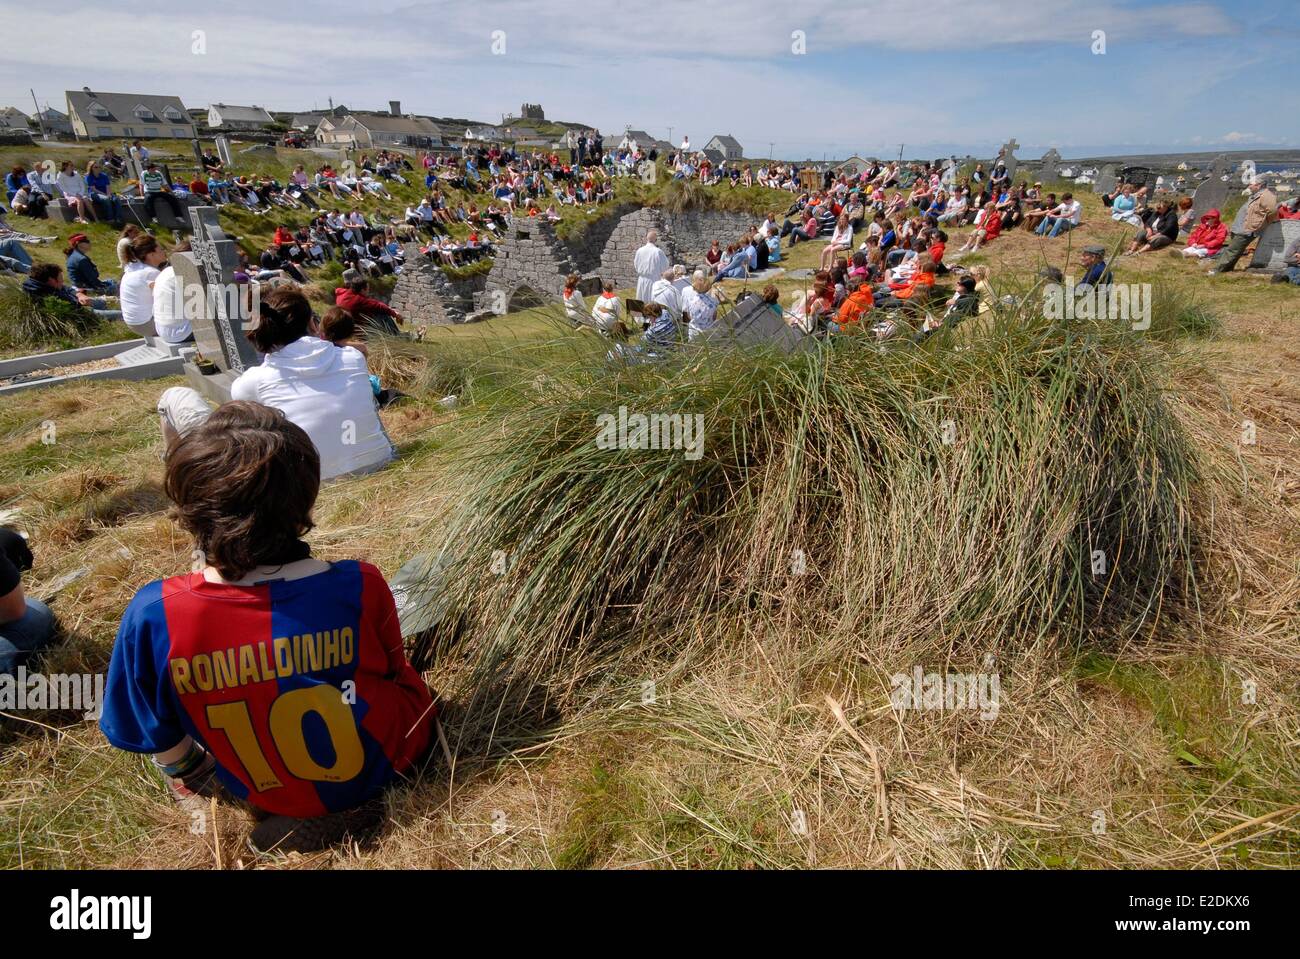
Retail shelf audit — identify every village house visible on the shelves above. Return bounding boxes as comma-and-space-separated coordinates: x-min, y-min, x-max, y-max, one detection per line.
0, 107, 30, 130
704, 134, 744, 161
316, 104, 447, 150
835, 155, 873, 177
65, 88, 194, 140
463, 124, 508, 144
289, 105, 349, 132
207, 103, 275, 131
36, 106, 74, 136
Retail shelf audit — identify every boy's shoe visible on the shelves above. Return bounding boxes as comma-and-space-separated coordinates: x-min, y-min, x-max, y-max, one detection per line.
248, 802, 386, 856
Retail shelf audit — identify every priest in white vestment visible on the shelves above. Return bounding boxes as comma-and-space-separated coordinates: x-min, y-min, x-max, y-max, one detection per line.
633, 231, 670, 302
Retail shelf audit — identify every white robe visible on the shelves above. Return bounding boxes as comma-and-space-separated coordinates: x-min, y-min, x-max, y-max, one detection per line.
633, 242, 670, 302
650, 278, 681, 319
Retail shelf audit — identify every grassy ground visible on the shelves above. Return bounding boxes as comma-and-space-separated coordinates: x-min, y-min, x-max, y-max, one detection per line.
0, 183, 1296, 870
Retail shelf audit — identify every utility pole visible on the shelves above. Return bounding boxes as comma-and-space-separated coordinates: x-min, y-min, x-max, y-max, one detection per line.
667, 126, 673, 148
30, 89, 46, 138
898, 143, 904, 163
769, 141, 774, 160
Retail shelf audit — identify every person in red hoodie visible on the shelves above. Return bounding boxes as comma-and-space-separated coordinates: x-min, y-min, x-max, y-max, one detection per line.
1276, 197, 1300, 221
335, 269, 403, 334
1179, 208, 1228, 260
928, 230, 948, 275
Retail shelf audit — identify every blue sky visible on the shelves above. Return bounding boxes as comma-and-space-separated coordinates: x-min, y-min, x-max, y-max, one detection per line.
2, 0, 1296, 159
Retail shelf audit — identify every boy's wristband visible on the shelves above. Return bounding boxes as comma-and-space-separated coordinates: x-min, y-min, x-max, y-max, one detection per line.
154, 741, 207, 779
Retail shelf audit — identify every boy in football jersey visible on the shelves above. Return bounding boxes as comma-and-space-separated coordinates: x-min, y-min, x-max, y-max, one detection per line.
101, 402, 434, 854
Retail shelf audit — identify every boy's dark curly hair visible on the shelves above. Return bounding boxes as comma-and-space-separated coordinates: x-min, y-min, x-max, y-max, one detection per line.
164, 401, 319, 580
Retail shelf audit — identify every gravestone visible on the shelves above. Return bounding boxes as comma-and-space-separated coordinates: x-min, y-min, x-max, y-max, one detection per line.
1250, 220, 1300, 271
1238, 159, 1258, 186
1038, 148, 1062, 182
995, 137, 1020, 182
215, 135, 233, 167
114, 342, 173, 368
1121, 166, 1158, 195
720, 292, 810, 353
1093, 163, 1118, 195
179, 205, 259, 403
1190, 175, 1229, 221
941, 156, 959, 190
1230, 202, 1250, 234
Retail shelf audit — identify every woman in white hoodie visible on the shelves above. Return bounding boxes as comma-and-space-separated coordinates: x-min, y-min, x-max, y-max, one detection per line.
158, 288, 394, 481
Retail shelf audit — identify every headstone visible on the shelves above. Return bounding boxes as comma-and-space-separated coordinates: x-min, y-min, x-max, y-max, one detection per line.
1250, 220, 1300, 271
1238, 159, 1257, 186
114, 343, 171, 367
1122, 166, 1158, 195
124, 154, 144, 185
215, 135, 233, 167
995, 137, 1020, 182
1093, 163, 1118, 195
1190, 175, 1229, 221
1230, 202, 1250, 234
1038, 148, 1062, 182
941, 157, 959, 189
179, 205, 260, 402
191, 138, 206, 169
720, 292, 810, 353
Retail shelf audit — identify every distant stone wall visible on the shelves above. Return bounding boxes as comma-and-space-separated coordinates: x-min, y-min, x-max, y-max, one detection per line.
661, 209, 761, 260
389, 243, 486, 325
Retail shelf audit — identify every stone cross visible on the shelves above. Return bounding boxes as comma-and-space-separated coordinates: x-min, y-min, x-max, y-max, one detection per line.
184, 205, 258, 375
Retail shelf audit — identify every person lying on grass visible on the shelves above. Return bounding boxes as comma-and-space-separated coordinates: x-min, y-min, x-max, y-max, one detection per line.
100, 401, 436, 856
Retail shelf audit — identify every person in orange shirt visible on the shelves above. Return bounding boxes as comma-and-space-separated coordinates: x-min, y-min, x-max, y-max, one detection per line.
835, 276, 874, 331
876, 254, 936, 309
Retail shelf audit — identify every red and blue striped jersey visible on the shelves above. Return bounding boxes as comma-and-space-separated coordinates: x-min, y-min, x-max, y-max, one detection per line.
101, 561, 433, 817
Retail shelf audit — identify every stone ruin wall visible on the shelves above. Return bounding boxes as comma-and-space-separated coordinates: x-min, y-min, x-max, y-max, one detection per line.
388, 243, 487, 325
389, 207, 771, 323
